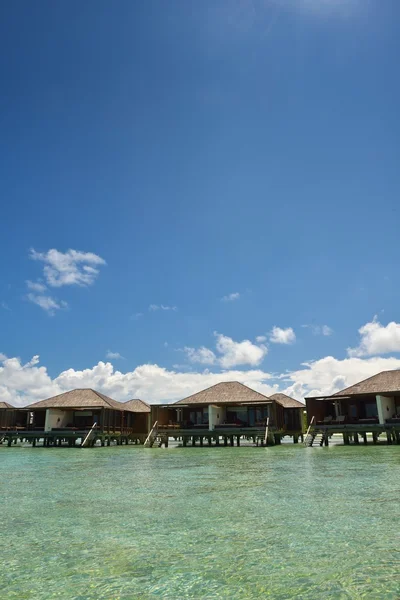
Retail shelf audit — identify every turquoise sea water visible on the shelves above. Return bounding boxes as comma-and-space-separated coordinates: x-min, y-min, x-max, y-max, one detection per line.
1, 444, 400, 599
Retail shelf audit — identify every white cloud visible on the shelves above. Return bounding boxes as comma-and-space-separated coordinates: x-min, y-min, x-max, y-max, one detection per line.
184, 333, 267, 368
30, 248, 106, 287
106, 351, 124, 360
148, 304, 177, 312
26, 280, 47, 293
221, 292, 240, 302
3, 350, 400, 407
26, 293, 68, 316
1, 302, 11, 311
215, 332, 267, 368
281, 355, 400, 400
185, 346, 217, 365
131, 312, 144, 320
269, 326, 296, 345
348, 317, 400, 357
256, 335, 267, 343
303, 324, 333, 336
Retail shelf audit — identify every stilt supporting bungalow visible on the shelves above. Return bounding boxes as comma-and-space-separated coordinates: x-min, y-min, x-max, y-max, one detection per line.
147, 382, 304, 448
305, 370, 400, 447
0, 389, 151, 448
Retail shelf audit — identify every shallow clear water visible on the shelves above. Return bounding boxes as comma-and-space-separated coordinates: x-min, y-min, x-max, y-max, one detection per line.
1, 444, 400, 599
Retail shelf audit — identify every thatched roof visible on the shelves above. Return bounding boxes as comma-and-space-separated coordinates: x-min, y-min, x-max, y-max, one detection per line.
331, 370, 400, 398
122, 399, 151, 413
174, 382, 273, 406
269, 393, 305, 409
0, 401, 13, 410
28, 389, 127, 411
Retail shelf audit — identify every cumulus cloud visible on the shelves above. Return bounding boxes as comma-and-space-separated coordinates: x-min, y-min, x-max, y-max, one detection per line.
215, 332, 267, 368
148, 304, 177, 312
3, 351, 400, 407
106, 351, 124, 360
184, 333, 267, 368
348, 317, 400, 357
221, 292, 240, 302
269, 326, 296, 345
30, 248, 106, 287
1, 302, 11, 311
280, 355, 400, 400
26, 293, 68, 316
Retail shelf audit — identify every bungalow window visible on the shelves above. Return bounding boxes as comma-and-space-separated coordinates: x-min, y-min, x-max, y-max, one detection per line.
365, 403, 378, 418
349, 405, 357, 419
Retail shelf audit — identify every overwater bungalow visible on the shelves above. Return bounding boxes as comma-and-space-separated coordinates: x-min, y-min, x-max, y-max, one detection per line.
1, 389, 151, 447
305, 370, 400, 446
147, 382, 304, 447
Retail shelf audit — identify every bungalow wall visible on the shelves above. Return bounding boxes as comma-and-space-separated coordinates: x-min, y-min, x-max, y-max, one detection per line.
0, 409, 17, 429
150, 406, 172, 427
305, 399, 332, 424
283, 408, 303, 432
130, 412, 150, 434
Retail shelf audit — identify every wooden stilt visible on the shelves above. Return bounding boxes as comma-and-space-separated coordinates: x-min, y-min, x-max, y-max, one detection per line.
208, 437, 212, 446
199, 436, 203, 447
293, 435, 299, 444
362, 433, 367, 444
372, 432, 378, 444
230, 435, 234, 447
224, 436, 227, 446
236, 436, 240, 447
192, 436, 196, 447
353, 433, 359, 445
215, 436, 220, 446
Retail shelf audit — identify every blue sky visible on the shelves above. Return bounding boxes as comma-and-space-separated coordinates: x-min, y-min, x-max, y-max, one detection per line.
1, 0, 400, 405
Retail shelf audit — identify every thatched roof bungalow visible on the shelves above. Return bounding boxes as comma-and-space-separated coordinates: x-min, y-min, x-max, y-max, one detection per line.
151, 381, 304, 437
25, 389, 151, 437
305, 370, 400, 426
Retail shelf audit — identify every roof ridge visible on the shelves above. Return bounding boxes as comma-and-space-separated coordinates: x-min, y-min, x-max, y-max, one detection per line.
92, 389, 120, 408
125, 398, 151, 407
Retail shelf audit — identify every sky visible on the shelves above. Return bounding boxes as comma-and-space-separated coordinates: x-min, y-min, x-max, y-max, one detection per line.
1, 0, 400, 406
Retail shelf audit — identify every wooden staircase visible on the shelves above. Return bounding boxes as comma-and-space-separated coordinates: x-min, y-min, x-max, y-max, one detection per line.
306, 431, 324, 447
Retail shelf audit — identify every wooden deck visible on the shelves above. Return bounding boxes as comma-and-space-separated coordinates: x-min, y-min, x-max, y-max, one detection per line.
0, 429, 147, 448
154, 425, 304, 447
305, 423, 400, 447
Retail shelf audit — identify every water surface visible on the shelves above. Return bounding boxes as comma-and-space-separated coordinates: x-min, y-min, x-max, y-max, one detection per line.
1, 444, 399, 599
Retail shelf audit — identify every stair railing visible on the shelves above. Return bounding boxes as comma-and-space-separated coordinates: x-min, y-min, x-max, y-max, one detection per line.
81, 422, 97, 448
264, 417, 270, 445
304, 416, 315, 446
144, 421, 158, 448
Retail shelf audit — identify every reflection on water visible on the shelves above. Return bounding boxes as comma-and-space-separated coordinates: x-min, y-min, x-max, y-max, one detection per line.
1, 445, 399, 599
